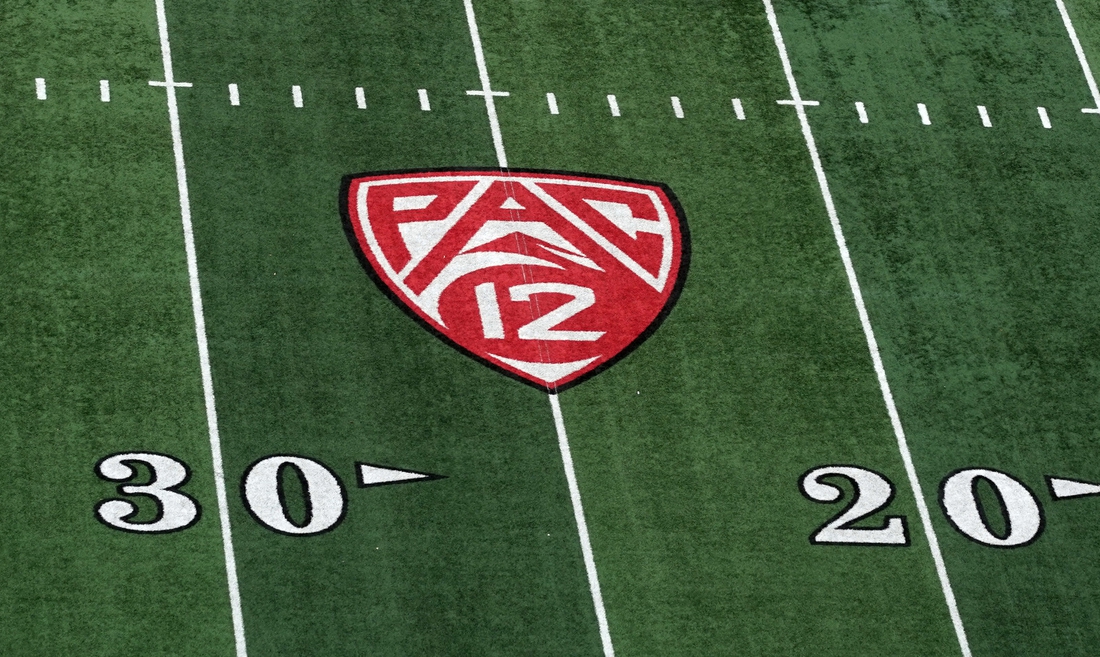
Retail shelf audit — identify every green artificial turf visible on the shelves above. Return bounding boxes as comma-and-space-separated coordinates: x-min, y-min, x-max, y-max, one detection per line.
2, 0, 1099, 654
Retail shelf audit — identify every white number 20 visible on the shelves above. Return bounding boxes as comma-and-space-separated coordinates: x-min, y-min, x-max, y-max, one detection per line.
94, 452, 201, 533
799, 465, 910, 546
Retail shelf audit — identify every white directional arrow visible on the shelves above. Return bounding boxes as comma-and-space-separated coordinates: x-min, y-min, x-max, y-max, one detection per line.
356, 462, 445, 488
1046, 475, 1100, 500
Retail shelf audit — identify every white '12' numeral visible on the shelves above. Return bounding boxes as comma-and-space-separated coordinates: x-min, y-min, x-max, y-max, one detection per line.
475, 282, 505, 339
511, 283, 604, 341
800, 465, 910, 546
475, 282, 604, 341
94, 452, 201, 533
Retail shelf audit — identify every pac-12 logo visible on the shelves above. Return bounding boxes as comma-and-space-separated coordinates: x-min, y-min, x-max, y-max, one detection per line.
340, 168, 690, 391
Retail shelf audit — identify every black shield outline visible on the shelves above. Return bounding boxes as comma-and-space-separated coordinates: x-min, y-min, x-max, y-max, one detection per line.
339, 167, 691, 393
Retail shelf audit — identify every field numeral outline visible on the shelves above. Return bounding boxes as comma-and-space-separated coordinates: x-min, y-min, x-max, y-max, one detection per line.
95, 452, 443, 536
939, 468, 1045, 549
241, 455, 349, 537
802, 464, 1060, 549
799, 465, 910, 546
94, 452, 202, 534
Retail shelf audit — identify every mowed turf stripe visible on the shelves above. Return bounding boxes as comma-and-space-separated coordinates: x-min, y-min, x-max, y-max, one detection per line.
461, 2, 617, 654
0, 1, 236, 654
760, 0, 971, 653
775, 0, 1100, 653
479, 0, 962, 654
167, 0, 605, 654
148, 0, 248, 653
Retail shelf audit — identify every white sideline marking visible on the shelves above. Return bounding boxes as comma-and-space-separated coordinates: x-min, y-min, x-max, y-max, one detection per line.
100, 80, 110, 103
607, 94, 621, 117
1038, 106, 1053, 128
671, 96, 684, 118
355, 87, 367, 109
292, 85, 303, 108
732, 97, 746, 120
918, 102, 932, 125
855, 101, 869, 124
977, 105, 992, 127
1054, 0, 1100, 113
35, 78, 46, 100
418, 88, 431, 111
547, 92, 559, 114
228, 83, 240, 106
462, 1, 614, 654
150, 1, 247, 655
761, 1, 972, 655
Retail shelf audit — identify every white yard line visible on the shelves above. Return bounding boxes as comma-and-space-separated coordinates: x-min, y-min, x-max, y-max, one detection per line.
550, 394, 615, 656
149, 1, 248, 655
1054, 0, 1100, 112
760, 1, 972, 656
462, 0, 510, 168
547, 92, 560, 115
35, 78, 46, 100
606, 94, 621, 117
461, 1, 614, 655
100, 80, 111, 103
356, 87, 367, 110
292, 85, 303, 108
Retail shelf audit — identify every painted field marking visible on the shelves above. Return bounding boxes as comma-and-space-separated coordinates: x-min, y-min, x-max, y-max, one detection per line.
761, 0, 972, 655
1054, 0, 1100, 113
1047, 475, 1100, 499
100, 80, 111, 103
918, 102, 932, 125
607, 94, 621, 117
462, 0, 614, 654
461, 5, 510, 168
292, 85, 303, 108
35, 78, 46, 100
355, 87, 367, 109
418, 88, 431, 111
671, 95, 684, 118
149, 1, 247, 655
732, 97, 746, 120
1038, 106, 1053, 128
855, 101, 869, 123
977, 105, 992, 127
228, 83, 240, 106
547, 92, 559, 114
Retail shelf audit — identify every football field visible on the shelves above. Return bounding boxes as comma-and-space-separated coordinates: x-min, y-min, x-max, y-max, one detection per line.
4, 0, 1100, 654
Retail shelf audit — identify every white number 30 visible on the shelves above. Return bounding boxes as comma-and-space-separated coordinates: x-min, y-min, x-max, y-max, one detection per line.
94, 452, 201, 533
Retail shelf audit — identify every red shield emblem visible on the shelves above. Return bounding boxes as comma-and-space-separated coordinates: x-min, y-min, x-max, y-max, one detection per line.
341, 169, 689, 391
